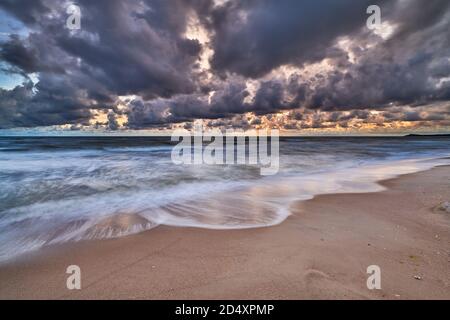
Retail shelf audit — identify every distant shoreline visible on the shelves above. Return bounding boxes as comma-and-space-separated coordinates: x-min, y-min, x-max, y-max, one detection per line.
0, 133, 450, 138
404, 133, 450, 137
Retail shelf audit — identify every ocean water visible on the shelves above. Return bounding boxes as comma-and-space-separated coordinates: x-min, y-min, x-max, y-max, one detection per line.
0, 136, 449, 261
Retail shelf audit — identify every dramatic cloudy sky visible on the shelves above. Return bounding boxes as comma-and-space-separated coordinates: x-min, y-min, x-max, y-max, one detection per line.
0, 0, 449, 134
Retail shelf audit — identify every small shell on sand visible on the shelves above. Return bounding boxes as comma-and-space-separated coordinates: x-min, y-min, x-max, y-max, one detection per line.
438, 201, 450, 213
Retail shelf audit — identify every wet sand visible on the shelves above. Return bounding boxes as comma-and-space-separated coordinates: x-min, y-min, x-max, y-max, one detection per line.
0, 166, 449, 299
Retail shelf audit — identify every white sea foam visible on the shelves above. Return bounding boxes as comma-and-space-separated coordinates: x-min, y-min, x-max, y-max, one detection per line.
0, 136, 449, 262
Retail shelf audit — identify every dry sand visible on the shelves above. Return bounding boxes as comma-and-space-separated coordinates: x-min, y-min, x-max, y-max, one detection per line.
0, 166, 449, 299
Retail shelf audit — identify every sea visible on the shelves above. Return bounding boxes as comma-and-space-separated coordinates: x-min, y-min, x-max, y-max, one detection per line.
0, 135, 449, 261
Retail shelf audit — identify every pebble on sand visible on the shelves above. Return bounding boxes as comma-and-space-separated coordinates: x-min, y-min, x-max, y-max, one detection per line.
438, 201, 450, 213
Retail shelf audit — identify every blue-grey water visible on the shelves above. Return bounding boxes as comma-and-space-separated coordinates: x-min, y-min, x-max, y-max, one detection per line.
0, 136, 449, 262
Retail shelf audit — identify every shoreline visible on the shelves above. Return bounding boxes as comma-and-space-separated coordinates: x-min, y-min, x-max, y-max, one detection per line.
0, 166, 449, 299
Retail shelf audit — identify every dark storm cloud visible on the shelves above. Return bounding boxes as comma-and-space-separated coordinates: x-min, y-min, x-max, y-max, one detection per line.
0, 0, 209, 128
208, 0, 388, 78
0, 0, 50, 25
0, 80, 92, 128
56, 0, 206, 99
386, 0, 450, 41
0, 0, 449, 130
107, 111, 119, 130
298, 2, 450, 112
125, 77, 297, 128
0, 34, 39, 74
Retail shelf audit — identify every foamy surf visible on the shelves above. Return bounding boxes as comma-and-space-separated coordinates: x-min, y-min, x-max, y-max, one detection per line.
0, 136, 449, 262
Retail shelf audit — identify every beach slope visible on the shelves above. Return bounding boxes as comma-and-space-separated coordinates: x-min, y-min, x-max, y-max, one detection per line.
0, 166, 449, 299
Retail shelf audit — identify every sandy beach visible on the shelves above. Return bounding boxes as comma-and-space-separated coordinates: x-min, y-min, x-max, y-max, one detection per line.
0, 166, 449, 300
